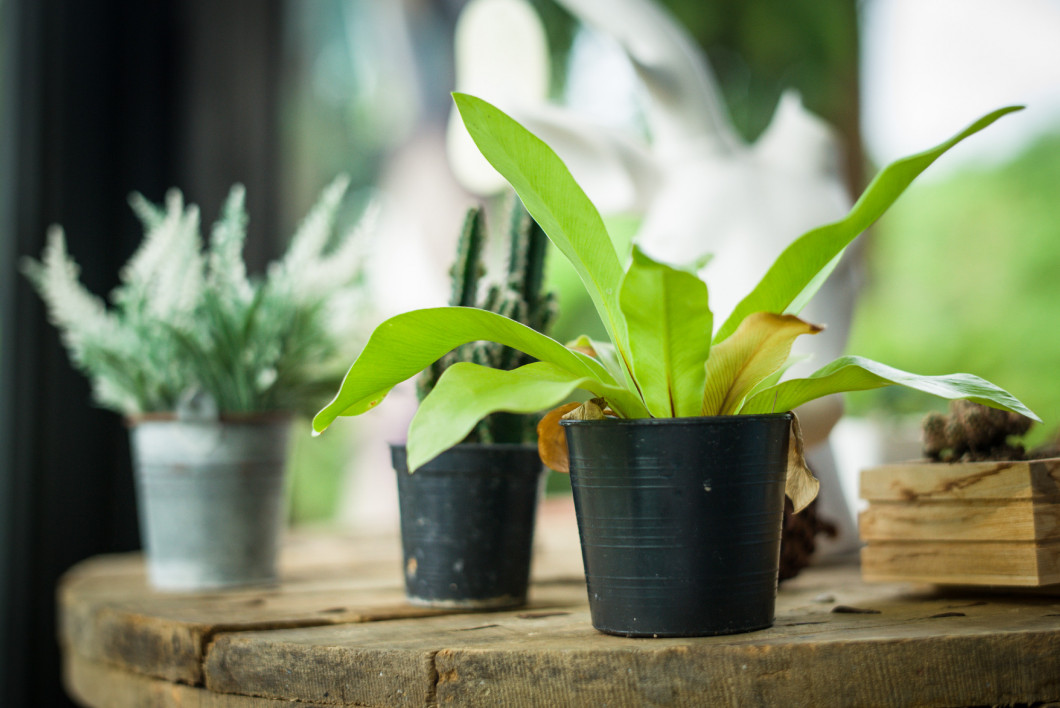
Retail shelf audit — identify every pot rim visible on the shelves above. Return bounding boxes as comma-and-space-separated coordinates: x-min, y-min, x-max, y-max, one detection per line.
559, 412, 793, 427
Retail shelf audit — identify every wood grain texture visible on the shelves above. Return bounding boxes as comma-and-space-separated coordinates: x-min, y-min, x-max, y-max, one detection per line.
198, 560, 1060, 707
859, 499, 1060, 542
58, 530, 587, 686
59, 499, 1060, 707
58, 542, 434, 685
858, 459, 1060, 587
859, 458, 1060, 502
65, 652, 336, 708
432, 626, 1060, 708
861, 541, 1060, 586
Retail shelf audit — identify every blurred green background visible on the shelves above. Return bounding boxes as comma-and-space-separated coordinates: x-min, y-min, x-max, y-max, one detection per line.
846, 131, 1060, 446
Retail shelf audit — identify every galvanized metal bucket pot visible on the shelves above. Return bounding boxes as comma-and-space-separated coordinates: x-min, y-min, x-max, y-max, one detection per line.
128, 415, 291, 591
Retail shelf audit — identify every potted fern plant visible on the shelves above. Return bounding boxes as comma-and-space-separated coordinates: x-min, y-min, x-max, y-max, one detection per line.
22, 177, 370, 591
392, 198, 556, 608
313, 96, 1036, 636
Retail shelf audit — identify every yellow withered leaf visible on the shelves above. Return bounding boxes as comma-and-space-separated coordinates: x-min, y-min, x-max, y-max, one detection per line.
702, 312, 823, 416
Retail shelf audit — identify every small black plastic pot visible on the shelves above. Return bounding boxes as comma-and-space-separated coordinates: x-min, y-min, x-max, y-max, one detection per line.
561, 413, 792, 637
390, 443, 545, 609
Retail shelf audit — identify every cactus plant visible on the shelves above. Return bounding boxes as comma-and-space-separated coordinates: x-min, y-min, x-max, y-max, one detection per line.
922, 400, 1035, 462
417, 197, 557, 444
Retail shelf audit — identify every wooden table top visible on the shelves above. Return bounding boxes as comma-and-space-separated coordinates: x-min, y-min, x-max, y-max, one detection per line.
59, 498, 1060, 707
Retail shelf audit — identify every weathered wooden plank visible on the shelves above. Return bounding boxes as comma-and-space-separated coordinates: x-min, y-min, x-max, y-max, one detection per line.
201, 585, 589, 705
201, 564, 1060, 707
204, 628, 441, 705
432, 629, 1060, 707
859, 458, 1060, 502
859, 499, 1060, 542
57, 516, 589, 687
56, 529, 425, 685
64, 652, 337, 708
861, 541, 1060, 586
60, 571, 587, 686
59, 501, 1060, 707
58, 581, 427, 685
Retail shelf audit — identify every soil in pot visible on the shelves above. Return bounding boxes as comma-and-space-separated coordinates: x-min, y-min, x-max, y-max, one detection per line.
562, 413, 791, 637
390, 443, 544, 609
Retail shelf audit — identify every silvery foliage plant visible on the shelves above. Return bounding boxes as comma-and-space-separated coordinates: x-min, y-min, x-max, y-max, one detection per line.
22, 176, 375, 417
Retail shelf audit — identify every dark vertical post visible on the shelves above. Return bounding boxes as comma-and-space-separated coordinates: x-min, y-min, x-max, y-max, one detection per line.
176, 0, 284, 267
0, 1, 282, 705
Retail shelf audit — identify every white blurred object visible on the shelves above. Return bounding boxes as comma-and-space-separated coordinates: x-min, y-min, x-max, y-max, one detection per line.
447, 0, 551, 195
447, 0, 863, 553
862, 0, 1060, 174
447, 0, 853, 339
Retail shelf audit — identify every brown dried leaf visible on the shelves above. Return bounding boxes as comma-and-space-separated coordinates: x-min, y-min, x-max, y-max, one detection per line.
786, 413, 820, 513
562, 397, 610, 421
537, 402, 581, 473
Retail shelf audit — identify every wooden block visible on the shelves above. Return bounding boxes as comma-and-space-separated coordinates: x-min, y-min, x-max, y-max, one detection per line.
861, 541, 1060, 586
859, 458, 1060, 502
859, 499, 1060, 542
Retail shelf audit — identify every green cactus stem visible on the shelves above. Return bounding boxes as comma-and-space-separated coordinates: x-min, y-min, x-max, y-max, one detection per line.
416, 195, 558, 444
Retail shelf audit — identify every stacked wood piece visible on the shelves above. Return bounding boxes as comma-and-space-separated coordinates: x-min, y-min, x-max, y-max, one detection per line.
859, 458, 1060, 586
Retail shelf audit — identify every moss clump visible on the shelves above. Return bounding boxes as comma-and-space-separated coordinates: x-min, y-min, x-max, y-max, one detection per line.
922, 400, 1034, 462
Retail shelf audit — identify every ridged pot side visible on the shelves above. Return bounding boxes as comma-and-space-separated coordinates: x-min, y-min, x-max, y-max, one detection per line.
391, 444, 545, 609
561, 414, 792, 637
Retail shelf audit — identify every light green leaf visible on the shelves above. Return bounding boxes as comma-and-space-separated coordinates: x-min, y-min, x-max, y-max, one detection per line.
619, 246, 712, 417
567, 334, 626, 385
453, 93, 632, 378
744, 353, 811, 404
715, 105, 1024, 343
313, 307, 646, 433
741, 355, 1040, 421
407, 361, 633, 470
702, 313, 822, 416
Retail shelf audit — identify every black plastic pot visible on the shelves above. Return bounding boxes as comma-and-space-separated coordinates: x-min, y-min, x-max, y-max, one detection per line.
390, 443, 545, 609
561, 414, 792, 637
